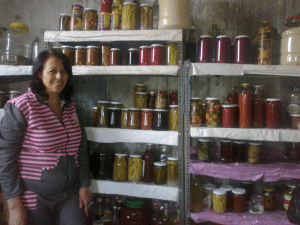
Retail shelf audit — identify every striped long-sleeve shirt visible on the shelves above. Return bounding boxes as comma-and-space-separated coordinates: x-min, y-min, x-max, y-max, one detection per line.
0, 92, 90, 200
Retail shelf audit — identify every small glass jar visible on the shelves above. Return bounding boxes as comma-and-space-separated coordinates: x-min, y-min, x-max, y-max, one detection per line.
100, 42, 112, 66
153, 109, 168, 130
120, 108, 129, 129
290, 114, 300, 129
70, 4, 83, 31
168, 105, 178, 131
198, 35, 213, 63
110, 48, 121, 65
213, 189, 227, 214
169, 89, 178, 106
59, 14, 71, 31
215, 35, 231, 63
205, 98, 221, 127
203, 183, 216, 210
249, 195, 264, 214
197, 139, 210, 161
166, 42, 178, 65
9, 91, 21, 100
220, 185, 233, 210
283, 142, 300, 160
221, 104, 238, 128
134, 84, 147, 107
128, 48, 139, 65
127, 108, 140, 129
139, 46, 151, 65
135, 92, 148, 109
150, 44, 164, 65
140, 4, 153, 29
232, 141, 246, 163
113, 153, 128, 182
140, 108, 153, 130
240, 181, 253, 201
155, 89, 168, 109
234, 35, 250, 64
83, 8, 98, 30
121, 2, 137, 30
97, 101, 111, 127
248, 142, 262, 164
74, 46, 86, 65
266, 98, 281, 128
167, 157, 178, 186
61, 45, 75, 65
86, 46, 100, 66
159, 145, 170, 162
110, 102, 123, 108
153, 162, 167, 184
284, 184, 296, 211
128, 155, 142, 182
147, 89, 156, 109
190, 98, 202, 127
107, 107, 121, 128
232, 188, 246, 213
92, 106, 98, 126
263, 188, 276, 211
220, 140, 232, 163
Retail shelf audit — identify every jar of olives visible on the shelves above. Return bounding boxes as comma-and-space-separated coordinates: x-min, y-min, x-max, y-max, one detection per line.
205, 97, 221, 127
168, 105, 178, 131
97, 101, 110, 127
190, 97, 202, 127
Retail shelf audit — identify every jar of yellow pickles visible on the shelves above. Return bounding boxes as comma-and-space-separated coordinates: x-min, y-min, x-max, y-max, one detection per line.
168, 105, 178, 131
133, 84, 147, 107
140, 4, 153, 29
154, 162, 167, 184
113, 153, 128, 182
213, 189, 227, 213
134, 92, 147, 109
128, 155, 142, 182
166, 42, 178, 65
121, 2, 137, 30
167, 157, 178, 186
120, 108, 129, 129
97, 101, 111, 127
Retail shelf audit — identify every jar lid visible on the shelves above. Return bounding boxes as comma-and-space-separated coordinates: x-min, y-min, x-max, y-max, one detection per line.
129, 48, 139, 51
242, 83, 250, 86
135, 84, 146, 86
287, 184, 297, 189
264, 188, 276, 192
129, 154, 142, 158
233, 141, 246, 144
92, 220, 104, 225
169, 105, 178, 108
200, 35, 213, 38
213, 189, 226, 196
123, 2, 136, 6
266, 98, 281, 101
221, 139, 231, 143
85, 8, 97, 11
204, 183, 216, 191
111, 102, 122, 105
10, 22, 29, 31
139, 46, 151, 49
147, 143, 154, 146
121, 108, 129, 111
235, 35, 250, 39
141, 108, 153, 111
154, 109, 168, 112
254, 85, 265, 88
9, 91, 22, 94
111, 48, 121, 51
198, 139, 210, 142
290, 114, 300, 117
135, 92, 147, 95
216, 35, 230, 39
206, 97, 220, 101
154, 162, 167, 166
108, 107, 121, 110
241, 181, 253, 184
100, 217, 112, 222
93, 106, 97, 109
140, 4, 153, 7
75, 46, 87, 49
232, 188, 246, 195
61, 45, 74, 48
222, 104, 238, 108
87, 45, 99, 48
220, 185, 233, 191
115, 153, 127, 157
168, 157, 178, 161
248, 142, 262, 145
128, 108, 140, 111
60, 14, 70, 17
191, 97, 202, 100
151, 44, 164, 47
98, 101, 110, 104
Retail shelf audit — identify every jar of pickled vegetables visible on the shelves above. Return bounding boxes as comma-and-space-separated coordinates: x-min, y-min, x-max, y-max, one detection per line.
110, 0, 123, 31
121, 2, 137, 30
61, 45, 75, 65
213, 189, 227, 213
135, 92, 148, 109
113, 153, 128, 182
197, 139, 210, 161
155, 89, 167, 109
153, 162, 167, 184
168, 105, 178, 131
108, 107, 121, 128
203, 183, 216, 210
220, 185, 233, 210
100, 42, 112, 66
248, 142, 262, 164
232, 188, 246, 213
166, 42, 178, 65
83, 9, 98, 30
153, 109, 168, 130
284, 184, 296, 210
167, 157, 178, 186
140, 4, 153, 29
120, 108, 129, 129
134, 84, 147, 106
127, 108, 140, 129
92, 106, 97, 126
87, 46, 100, 66
190, 97, 202, 127
110, 102, 123, 108
97, 101, 111, 127
59, 14, 71, 31
128, 155, 142, 182
205, 98, 221, 127
263, 188, 276, 211
74, 46, 86, 65
140, 108, 153, 130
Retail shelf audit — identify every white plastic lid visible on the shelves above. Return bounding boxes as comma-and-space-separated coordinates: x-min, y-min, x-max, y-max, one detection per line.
87, 45, 99, 48
93, 107, 97, 109
233, 141, 246, 144
154, 162, 167, 166
222, 104, 238, 108
111, 48, 121, 51
111, 102, 122, 105
141, 108, 153, 111
129, 154, 142, 158
61, 45, 74, 48
290, 114, 300, 117
115, 153, 127, 157
75, 46, 86, 49
168, 157, 178, 161
108, 107, 121, 110
220, 185, 233, 191
200, 35, 213, 39
232, 188, 246, 195
98, 101, 110, 104
248, 142, 262, 146
135, 84, 146, 86
221, 139, 231, 143
198, 139, 210, 142
129, 48, 138, 51
139, 46, 151, 49
123, 2, 136, 6
128, 108, 140, 111
151, 44, 164, 47
266, 98, 281, 102
140, 4, 153, 7
154, 109, 168, 112
213, 189, 226, 196
287, 184, 297, 189
216, 35, 230, 39
135, 92, 147, 95
206, 97, 220, 101
191, 97, 202, 100
204, 183, 216, 191
121, 108, 129, 111
9, 91, 21, 93
235, 35, 250, 39
169, 105, 178, 108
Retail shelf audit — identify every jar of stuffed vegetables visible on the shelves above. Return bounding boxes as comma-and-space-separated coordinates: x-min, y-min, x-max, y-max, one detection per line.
113, 153, 128, 182
205, 98, 220, 127
190, 97, 202, 127
168, 105, 178, 131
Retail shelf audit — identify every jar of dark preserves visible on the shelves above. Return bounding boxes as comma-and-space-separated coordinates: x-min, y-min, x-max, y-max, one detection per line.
234, 35, 250, 64
232, 188, 246, 213
263, 188, 276, 211
139, 46, 151, 65
128, 48, 139, 65
94, 144, 114, 180
266, 98, 281, 128
110, 48, 121, 65
221, 104, 238, 128
142, 144, 155, 183
215, 35, 231, 63
92, 106, 98, 126
198, 35, 213, 62
220, 139, 232, 163
169, 89, 178, 106
108, 107, 121, 128
100, 42, 112, 66
153, 109, 168, 130
220, 185, 233, 210
74, 46, 86, 65
240, 181, 253, 201
232, 141, 246, 163
150, 44, 164, 65
86, 46, 100, 66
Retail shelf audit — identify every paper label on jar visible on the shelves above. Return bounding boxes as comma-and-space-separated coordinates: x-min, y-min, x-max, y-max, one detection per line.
111, 12, 121, 30
287, 103, 300, 114
99, 12, 111, 30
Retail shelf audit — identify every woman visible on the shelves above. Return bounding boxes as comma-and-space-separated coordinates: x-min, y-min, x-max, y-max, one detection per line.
0, 50, 90, 225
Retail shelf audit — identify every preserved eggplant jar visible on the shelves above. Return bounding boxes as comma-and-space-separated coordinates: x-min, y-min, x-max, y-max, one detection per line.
197, 139, 210, 161
128, 48, 139, 65
59, 14, 71, 31
168, 105, 178, 131
100, 42, 112, 66
220, 139, 232, 163
205, 98, 221, 127
107, 107, 121, 128
74, 46, 86, 65
150, 44, 164, 65
97, 101, 111, 127
198, 35, 213, 63
128, 155, 142, 182
215, 35, 231, 63
139, 46, 151, 65
266, 98, 281, 128
110, 48, 121, 65
121, 2, 137, 30
120, 108, 129, 129
153, 109, 168, 130
166, 42, 178, 65
140, 108, 153, 130
83, 9, 98, 30
190, 97, 202, 127
127, 108, 140, 129
86, 46, 100, 66
113, 153, 128, 182
61, 45, 75, 65
140, 4, 153, 29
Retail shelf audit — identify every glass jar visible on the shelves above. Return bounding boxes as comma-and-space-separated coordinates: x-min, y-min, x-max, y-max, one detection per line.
140, 108, 153, 130
205, 98, 221, 127
110, 0, 123, 31
248, 142, 262, 164
169, 89, 178, 106
140, 4, 153, 29
221, 104, 238, 128
232, 141, 246, 163
234, 35, 250, 64
240, 181, 253, 201
121, 2, 137, 30
128, 48, 139, 65
134, 92, 148, 109
215, 35, 231, 63
70, 4, 84, 31
101, 216, 112, 225
147, 89, 156, 109
220, 140, 232, 163
120, 108, 129, 129
198, 35, 213, 63
168, 105, 178, 131
61, 45, 75, 65
100, 42, 112, 66
232, 188, 246, 213
9, 91, 21, 100
134, 84, 147, 106
74, 46, 86, 65
226, 84, 238, 105
249, 195, 264, 214
110, 48, 121, 65
284, 184, 296, 211
155, 89, 168, 109
52, 46, 61, 52
203, 183, 216, 210
153, 109, 168, 130
190, 97, 202, 127
110, 102, 123, 108
167, 157, 178, 186
113, 153, 128, 182
128, 155, 142, 182
153, 162, 167, 184
263, 188, 276, 211
59, 14, 71, 31
290, 114, 300, 129
150, 44, 164, 65
191, 175, 204, 211
86, 46, 99, 66
139, 46, 151, 65
220, 185, 233, 210
94, 144, 114, 180
197, 139, 210, 161
127, 108, 140, 129
97, 101, 110, 127
253, 85, 266, 128
83, 9, 98, 30
99, 0, 112, 31
166, 42, 178, 65
107, 107, 121, 128
284, 142, 300, 161
142, 144, 156, 183
266, 98, 281, 128
287, 85, 300, 114
213, 189, 227, 213
92, 106, 98, 126
239, 83, 253, 128
159, 145, 170, 162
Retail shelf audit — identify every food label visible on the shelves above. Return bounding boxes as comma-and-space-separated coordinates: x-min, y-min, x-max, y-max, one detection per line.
284, 193, 292, 210
99, 12, 111, 30
111, 12, 121, 30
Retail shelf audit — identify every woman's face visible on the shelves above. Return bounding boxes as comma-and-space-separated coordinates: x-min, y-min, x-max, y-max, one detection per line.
38, 56, 68, 97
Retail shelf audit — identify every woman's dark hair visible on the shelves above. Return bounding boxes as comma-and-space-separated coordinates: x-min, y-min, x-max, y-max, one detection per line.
30, 49, 74, 102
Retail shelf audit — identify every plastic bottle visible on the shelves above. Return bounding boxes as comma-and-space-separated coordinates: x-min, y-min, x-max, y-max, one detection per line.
152, 0, 159, 29
185, 26, 196, 62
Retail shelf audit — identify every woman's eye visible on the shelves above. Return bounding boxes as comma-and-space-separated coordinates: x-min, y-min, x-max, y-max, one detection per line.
49, 70, 57, 74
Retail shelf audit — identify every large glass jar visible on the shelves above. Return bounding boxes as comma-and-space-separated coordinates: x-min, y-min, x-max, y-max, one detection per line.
153, 109, 168, 130
167, 157, 178, 186
140, 4, 153, 29
94, 144, 114, 180
190, 175, 203, 212
234, 35, 250, 64
263, 188, 276, 211
155, 89, 168, 109
97, 101, 111, 127
59, 14, 71, 31
127, 108, 140, 129
128, 155, 142, 182
110, 0, 123, 31
142, 144, 156, 183
239, 83, 253, 128
197, 139, 210, 161
190, 97, 202, 127
139, 46, 151, 65
120, 108, 129, 129
253, 85, 265, 128
232, 141, 246, 163
226, 85, 238, 105
166, 42, 178, 65
140, 108, 153, 130
168, 105, 178, 131
134, 84, 147, 106
220, 185, 233, 210
284, 184, 296, 211
107, 107, 121, 128
213, 189, 227, 214
100, 42, 112, 66
232, 188, 246, 213
121, 197, 150, 225
203, 183, 216, 210
74, 46, 86, 65
198, 35, 213, 63
220, 139, 232, 163
205, 98, 220, 127
110, 48, 121, 65
215, 35, 231, 63
169, 89, 178, 105
121, 2, 137, 30
70, 4, 83, 31
153, 162, 167, 184
113, 153, 128, 182
221, 104, 238, 128
248, 142, 262, 164
134, 92, 147, 109
86, 46, 100, 66
266, 98, 281, 128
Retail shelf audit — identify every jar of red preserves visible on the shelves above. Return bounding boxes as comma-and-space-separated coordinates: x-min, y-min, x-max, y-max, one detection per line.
110, 48, 121, 65
198, 35, 213, 62
140, 108, 153, 130
266, 98, 281, 128
232, 188, 246, 213
169, 89, 178, 105
220, 139, 232, 163
234, 35, 250, 64
253, 85, 265, 128
128, 48, 139, 65
239, 83, 253, 128
139, 46, 151, 65
221, 104, 238, 128
142, 144, 155, 183
150, 44, 164, 65
226, 84, 238, 104
216, 35, 231, 63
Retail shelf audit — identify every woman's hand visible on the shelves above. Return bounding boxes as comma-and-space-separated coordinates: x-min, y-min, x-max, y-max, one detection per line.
79, 187, 90, 217
7, 195, 27, 225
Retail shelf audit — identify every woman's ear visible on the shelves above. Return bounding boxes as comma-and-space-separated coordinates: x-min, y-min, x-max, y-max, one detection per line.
38, 71, 42, 79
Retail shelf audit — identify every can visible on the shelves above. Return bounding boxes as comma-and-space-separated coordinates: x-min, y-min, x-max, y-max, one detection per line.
70, 4, 84, 31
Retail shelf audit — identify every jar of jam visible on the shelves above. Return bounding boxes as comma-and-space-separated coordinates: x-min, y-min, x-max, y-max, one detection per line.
92, 106, 98, 126
232, 188, 246, 213
203, 183, 216, 210
239, 83, 253, 128
127, 108, 140, 129
190, 97, 202, 127
221, 139, 232, 163
153, 162, 167, 184
169, 89, 178, 105
70, 3, 83, 31
94, 144, 114, 180
253, 85, 266, 128
150, 44, 164, 65
128, 155, 142, 182
74, 46, 86, 65
166, 42, 178, 65
240, 181, 253, 201
213, 189, 227, 213
234, 35, 250, 64
107, 107, 121, 128
215, 35, 231, 63
87, 46, 100, 66
232, 141, 246, 163
113, 153, 128, 182
128, 48, 139, 65
155, 89, 167, 109
97, 101, 111, 127
147, 89, 156, 109
168, 105, 178, 131
142, 144, 155, 183
248, 142, 262, 164
120, 108, 129, 129
121, 2, 137, 30
61, 45, 75, 65
226, 84, 238, 104
167, 157, 178, 186
100, 42, 112, 66
266, 98, 281, 128
197, 139, 210, 161
153, 109, 168, 130
140, 4, 153, 29
249, 195, 264, 214
110, 102, 123, 108
59, 14, 71, 31
134, 84, 147, 107
110, 48, 121, 65
140, 108, 153, 130
134, 92, 147, 109
284, 184, 296, 211
83, 8, 98, 30
263, 188, 276, 211
198, 35, 213, 63
205, 98, 221, 127
221, 104, 238, 128
220, 185, 233, 210
139, 46, 151, 65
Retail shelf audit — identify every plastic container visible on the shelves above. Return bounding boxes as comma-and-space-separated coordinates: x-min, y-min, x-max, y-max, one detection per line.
281, 26, 300, 65
168, 105, 178, 131
128, 155, 142, 182
110, 48, 121, 65
74, 46, 86, 65
121, 2, 137, 30
266, 98, 281, 128
198, 35, 213, 63
234, 35, 250, 64
61, 45, 75, 65
139, 46, 151, 65
167, 157, 178, 186
127, 108, 140, 129
86, 46, 99, 66
120, 108, 129, 129
190, 97, 202, 127
215, 35, 231, 63
100, 42, 112, 66
97, 101, 111, 127
140, 108, 153, 130
197, 139, 210, 161
221, 104, 238, 128
153, 162, 167, 184
248, 142, 262, 164
140, 4, 153, 29
107, 107, 121, 128
59, 14, 71, 31
220, 140, 232, 163
70, 4, 84, 31
166, 42, 178, 65
232, 188, 246, 213
83, 9, 98, 30
153, 109, 168, 130
113, 153, 128, 182
150, 44, 164, 65
205, 98, 221, 127
128, 48, 139, 65
213, 189, 227, 214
